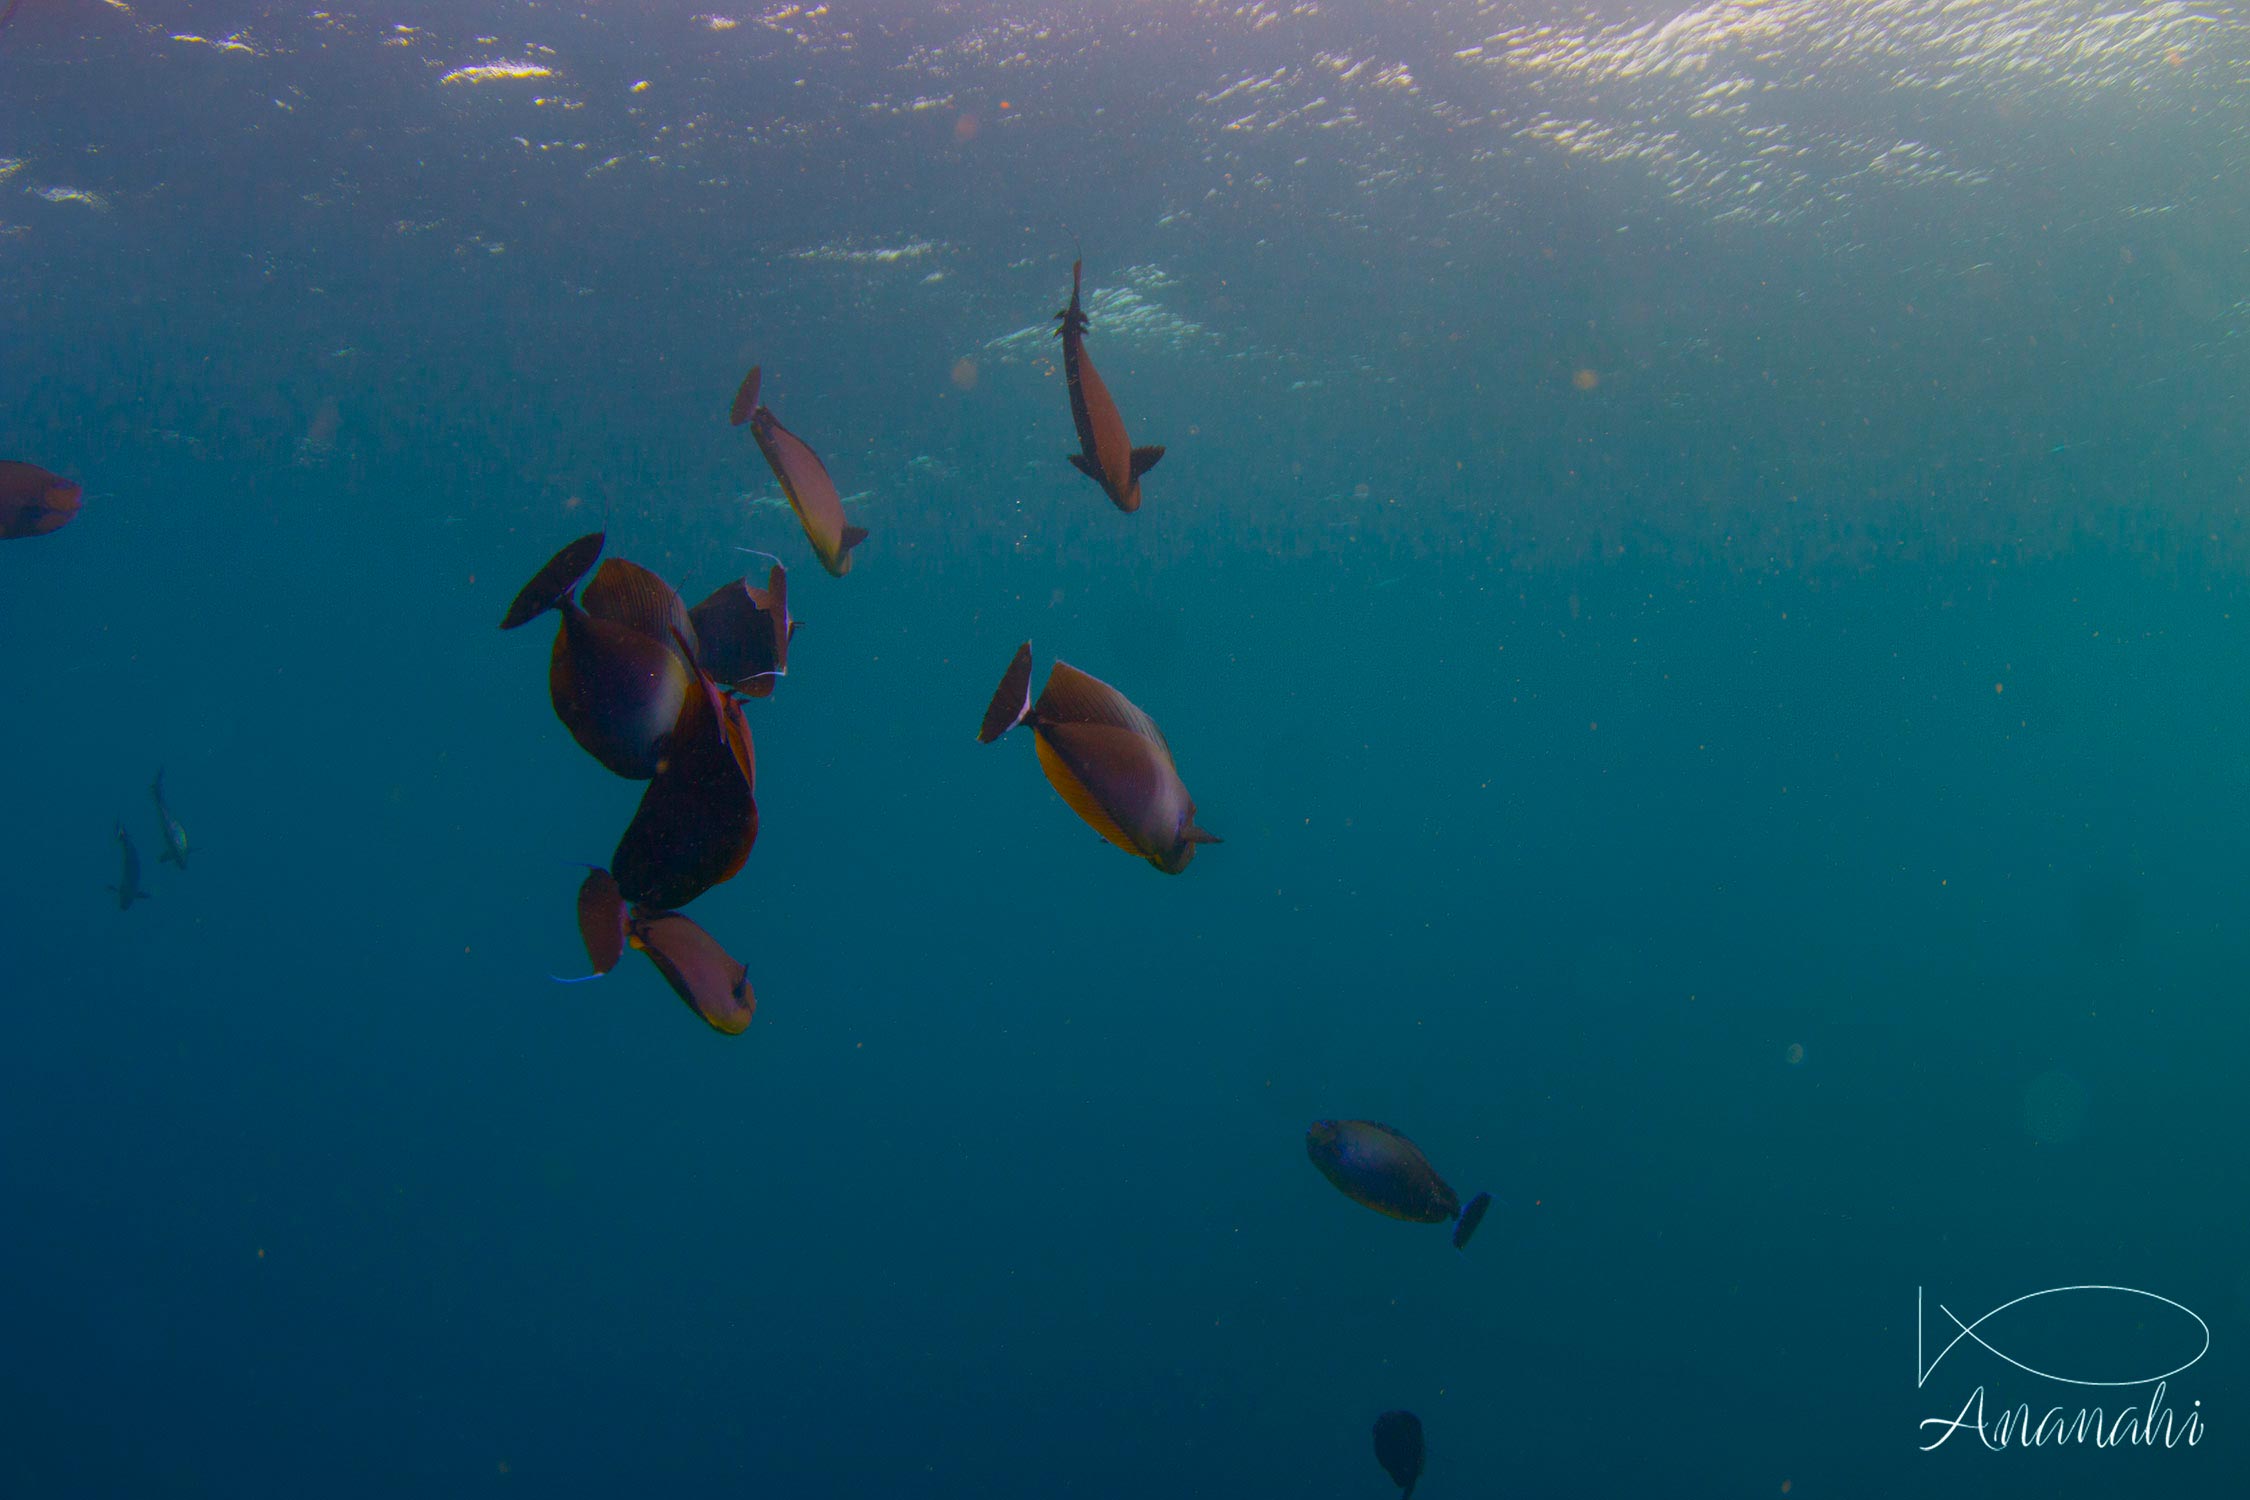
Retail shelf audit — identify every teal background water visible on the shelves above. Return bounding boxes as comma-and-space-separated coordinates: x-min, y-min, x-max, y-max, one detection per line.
3, 2, 2244, 1495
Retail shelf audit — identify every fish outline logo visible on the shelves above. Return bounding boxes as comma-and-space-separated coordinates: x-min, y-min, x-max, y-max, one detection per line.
1917, 1285, 2210, 1390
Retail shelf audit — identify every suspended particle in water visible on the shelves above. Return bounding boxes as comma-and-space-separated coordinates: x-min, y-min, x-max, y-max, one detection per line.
1573, 368, 1601, 391
1785, 1042, 1805, 1066
950, 357, 978, 391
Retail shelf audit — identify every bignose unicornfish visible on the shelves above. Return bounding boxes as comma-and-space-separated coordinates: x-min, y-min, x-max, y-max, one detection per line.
1055, 260, 1163, 513
0, 460, 83, 539
1305, 1119, 1492, 1251
558, 866, 756, 1035
500, 533, 695, 780
977, 640, 1219, 874
732, 367, 870, 578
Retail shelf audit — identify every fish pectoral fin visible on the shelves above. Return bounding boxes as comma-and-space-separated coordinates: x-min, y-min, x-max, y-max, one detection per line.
840, 524, 870, 552
1066, 452, 1096, 478
1129, 445, 1165, 478
1187, 826, 1222, 846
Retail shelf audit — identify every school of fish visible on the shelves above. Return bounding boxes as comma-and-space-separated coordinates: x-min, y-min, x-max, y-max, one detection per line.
29, 261, 1487, 1494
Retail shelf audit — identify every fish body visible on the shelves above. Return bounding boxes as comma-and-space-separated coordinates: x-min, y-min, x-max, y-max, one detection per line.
0, 460, 83, 539
549, 602, 694, 780
1307, 1120, 1492, 1249
1055, 262, 1163, 512
150, 770, 189, 869
612, 654, 758, 908
738, 368, 870, 577
978, 642, 1218, 874
1372, 1410, 1425, 1500
629, 907, 756, 1034
556, 869, 755, 1034
108, 823, 150, 910
502, 534, 695, 780
689, 564, 795, 696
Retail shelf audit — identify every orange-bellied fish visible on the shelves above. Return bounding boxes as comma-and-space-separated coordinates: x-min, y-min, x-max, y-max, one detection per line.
630, 907, 755, 1034
1306, 1120, 1492, 1251
977, 641, 1219, 874
555, 868, 754, 1034
1372, 1411, 1425, 1500
612, 643, 758, 908
1055, 261, 1163, 512
0, 460, 83, 539
108, 823, 151, 910
688, 558, 795, 697
150, 770, 189, 869
734, 366, 870, 577
500, 534, 694, 780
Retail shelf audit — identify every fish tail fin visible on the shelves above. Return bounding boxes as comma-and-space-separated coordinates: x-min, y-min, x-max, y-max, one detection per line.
977, 641, 1036, 744
1130, 445, 1165, 478
151, 769, 164, 798
1452, 1191, 1493, 1252
730, 366, 762, 427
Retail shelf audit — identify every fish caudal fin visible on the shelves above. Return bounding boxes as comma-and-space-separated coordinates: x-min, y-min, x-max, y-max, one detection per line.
501, 533, 605, 630
1452, 1191, 1493, 1252
977, 641, 1036, 744
730, 366, 762, 427
1129, 445, 1164, 478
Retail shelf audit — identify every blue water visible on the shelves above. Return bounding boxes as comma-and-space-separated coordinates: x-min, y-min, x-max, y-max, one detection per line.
4, 2, 2246, 1496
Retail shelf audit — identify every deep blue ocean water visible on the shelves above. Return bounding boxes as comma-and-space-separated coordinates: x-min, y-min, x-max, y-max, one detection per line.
4, 2, 2248, 1496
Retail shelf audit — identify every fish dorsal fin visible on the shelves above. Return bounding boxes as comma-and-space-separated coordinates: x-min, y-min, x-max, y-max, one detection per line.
1035, 661, 1166, 748
583, 558, 698, 659
1034, 731, 1142, 857
1130, 445, 1165, 478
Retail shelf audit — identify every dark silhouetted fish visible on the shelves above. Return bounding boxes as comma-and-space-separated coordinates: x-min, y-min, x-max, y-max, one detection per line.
689, 562, 795, 697
736, 367, 870, 577
612, 649, 758, 908
629, 907, 755, 1034
978, 641, 1219, 874
501, 534, 693, 780
1306, 1120, 1493, 1251
0, 460, 83, 540
1372, 1411, 1424, 1500
150, 770, 189, 869
108, 823, 150, 910
1055, 261, 1163, 512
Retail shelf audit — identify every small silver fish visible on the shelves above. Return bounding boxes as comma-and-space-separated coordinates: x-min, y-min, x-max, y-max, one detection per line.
151, 770, 189, 869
